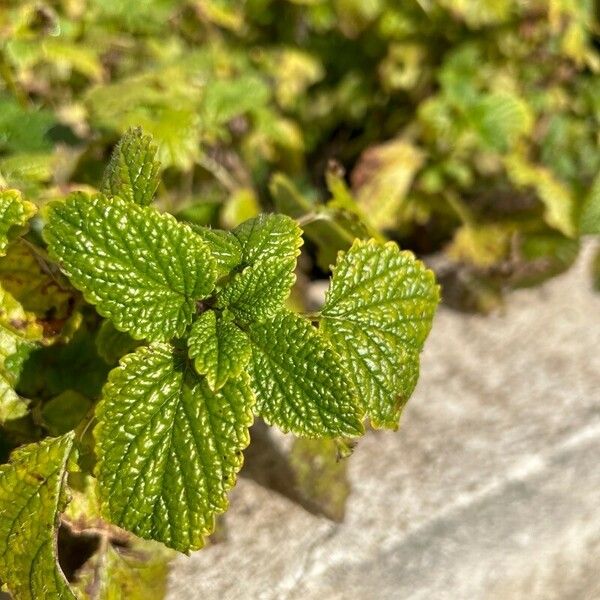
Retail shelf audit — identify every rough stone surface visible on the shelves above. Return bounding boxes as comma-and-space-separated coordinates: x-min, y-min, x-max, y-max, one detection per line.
168, 242, 600, 600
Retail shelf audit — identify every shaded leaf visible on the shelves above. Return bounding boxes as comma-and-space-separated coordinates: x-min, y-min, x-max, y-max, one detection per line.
41, 390, 92, 436
187, 310, 251, 390
95, 320, 140, 365
289, 437, 350, 522
591, 247, 600, 292
64, 475, 175, 600
72, 537, 173, 600
18, 326, 110, 402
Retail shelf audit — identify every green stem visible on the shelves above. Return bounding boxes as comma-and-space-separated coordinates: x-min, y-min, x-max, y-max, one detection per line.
445, 191, 475, 227
0, 45, 29, 108
295, 212, 325, 227
198, 154, 238, 193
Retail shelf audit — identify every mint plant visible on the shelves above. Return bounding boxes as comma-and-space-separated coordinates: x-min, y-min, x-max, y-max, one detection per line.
0, 128, 439, 597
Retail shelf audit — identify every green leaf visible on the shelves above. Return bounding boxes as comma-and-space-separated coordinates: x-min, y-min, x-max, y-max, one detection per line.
233, 213, 303, 266
321, 240, 439, 429
190, 225, 242, 274
187, 310, 251, 390
102, 127, 161, 207
95, 344, 254, 552
0, 434, 76, 600
0, 189, 36, 256
470, 92, 533, 152
505, 154, 577, 238
85, 73, 202, 170
217, 255, 297, 322
246, 311, 363, 437
95, 319, 140, 365
200, 75, 270, 132
41, 390, 92, 436
217, 214, 302, 322
0, 153, 54, 193
44, 193, 217, 341
580, 172, 600, 234
0, 98, 56, 154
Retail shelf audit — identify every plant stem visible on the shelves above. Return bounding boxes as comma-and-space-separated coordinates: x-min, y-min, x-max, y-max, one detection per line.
0, 45, 29, 109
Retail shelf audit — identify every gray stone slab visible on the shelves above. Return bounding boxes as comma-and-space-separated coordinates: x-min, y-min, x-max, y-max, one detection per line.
168, 242, 600, 600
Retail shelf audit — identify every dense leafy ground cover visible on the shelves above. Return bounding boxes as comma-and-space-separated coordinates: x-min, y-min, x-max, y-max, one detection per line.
0, 0, 598, 597
1, 0, 599, 307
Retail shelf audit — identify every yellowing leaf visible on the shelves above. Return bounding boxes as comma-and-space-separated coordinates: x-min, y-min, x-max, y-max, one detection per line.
0, 323, 31, 424
352, 139, 424, 230
447, 224, 512, 267
0, 189, 36, 256
0, 434, 76, 600
0, 240, 75, 341
505, 154, 577, 238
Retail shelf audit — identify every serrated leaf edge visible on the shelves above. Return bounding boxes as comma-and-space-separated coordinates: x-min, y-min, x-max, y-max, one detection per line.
94, 344, 255, 552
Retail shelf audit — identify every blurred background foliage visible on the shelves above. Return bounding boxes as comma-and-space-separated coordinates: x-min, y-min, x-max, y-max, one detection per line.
0, 0, 599, 311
